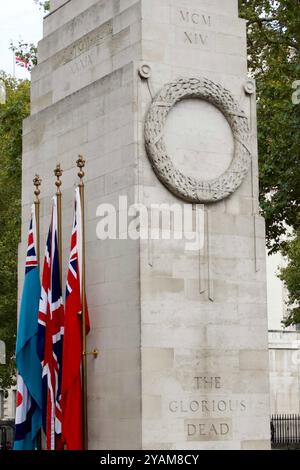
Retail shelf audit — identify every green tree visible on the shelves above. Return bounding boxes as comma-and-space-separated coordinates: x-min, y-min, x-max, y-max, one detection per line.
0, 0, 48, 389
279, 229, 300, 326
34, 0, 50, 12
239, 0, 300, 326
0, 74, 30, 389
239, 0, 300, 253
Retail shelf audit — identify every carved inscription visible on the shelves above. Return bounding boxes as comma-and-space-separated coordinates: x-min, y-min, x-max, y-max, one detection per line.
177, 8, 213, 48
169, 399, 246, 414
69, 53, 93, 75
184, 32, 208, 46
194, 376, 221, 389
180, 10, 211, 27
53, 21, 113, 70
185, 419, 232, 441
166, 376, 246, 442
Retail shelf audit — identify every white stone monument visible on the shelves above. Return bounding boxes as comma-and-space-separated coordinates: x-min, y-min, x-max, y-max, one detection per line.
20, 0, 270, 449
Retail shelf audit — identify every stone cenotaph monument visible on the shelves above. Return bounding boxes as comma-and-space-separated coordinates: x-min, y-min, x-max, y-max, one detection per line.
20, 0, 270, 449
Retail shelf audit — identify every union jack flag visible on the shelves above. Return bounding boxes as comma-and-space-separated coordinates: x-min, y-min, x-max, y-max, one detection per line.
37, 196, 64, 450
62, 188, 90, 450
15, 55, 30, 69
25, 217, 38, 272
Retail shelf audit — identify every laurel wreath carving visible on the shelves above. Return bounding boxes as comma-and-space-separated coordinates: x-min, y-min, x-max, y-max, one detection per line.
144, 77, 252, 203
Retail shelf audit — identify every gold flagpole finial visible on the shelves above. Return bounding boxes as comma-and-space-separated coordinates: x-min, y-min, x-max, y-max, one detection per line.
54, 163, 63, 195
76, 155, 85, 186
33, 174, 42, 202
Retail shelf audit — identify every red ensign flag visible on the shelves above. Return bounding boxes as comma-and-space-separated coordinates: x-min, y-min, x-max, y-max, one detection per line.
61, 188, 90, 450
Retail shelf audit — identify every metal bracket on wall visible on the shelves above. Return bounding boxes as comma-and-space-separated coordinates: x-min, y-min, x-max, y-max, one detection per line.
84, 349, 99, 359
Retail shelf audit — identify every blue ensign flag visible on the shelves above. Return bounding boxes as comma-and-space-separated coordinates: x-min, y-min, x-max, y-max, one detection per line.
14, 205, 42, 450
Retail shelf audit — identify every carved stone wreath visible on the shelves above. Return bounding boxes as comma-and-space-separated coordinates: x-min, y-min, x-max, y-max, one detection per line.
144, 77, 252, 203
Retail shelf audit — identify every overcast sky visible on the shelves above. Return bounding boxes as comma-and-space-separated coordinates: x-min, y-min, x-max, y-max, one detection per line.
0, 0, 44, 79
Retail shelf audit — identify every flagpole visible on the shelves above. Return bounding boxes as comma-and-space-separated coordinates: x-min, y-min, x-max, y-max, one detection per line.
76, 155, 88, 450
33, 174, 42, 451
13, 51, 15, 78
54, 164, 63, 285
33, 175, 42, 267
53, 164, 63, 451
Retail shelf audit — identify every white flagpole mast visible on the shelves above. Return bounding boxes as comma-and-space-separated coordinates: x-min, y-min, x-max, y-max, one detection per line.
13, 51, 16, 78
